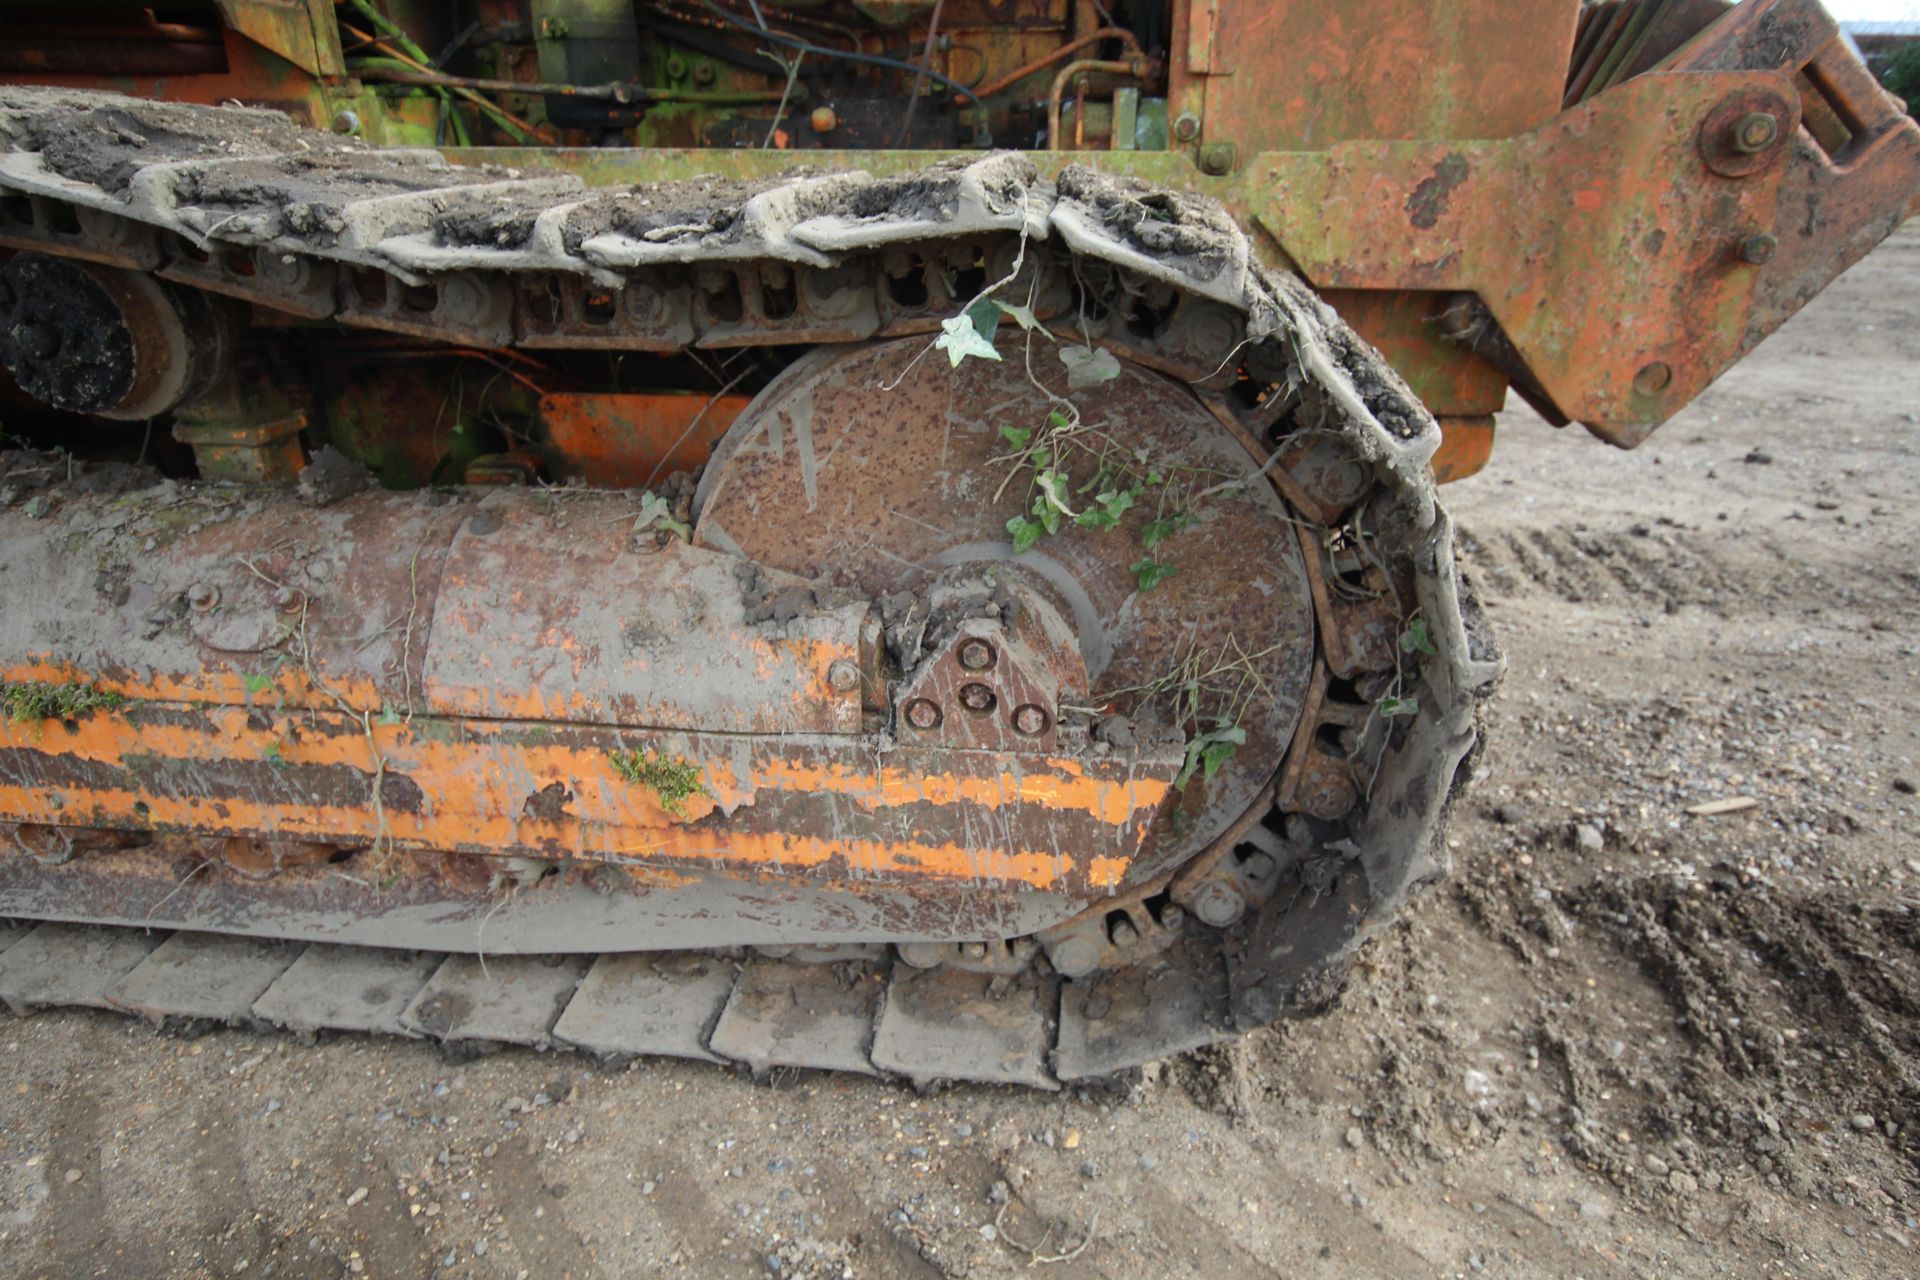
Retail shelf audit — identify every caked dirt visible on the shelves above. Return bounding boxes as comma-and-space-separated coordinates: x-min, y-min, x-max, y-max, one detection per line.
2, 225, 1918, 1280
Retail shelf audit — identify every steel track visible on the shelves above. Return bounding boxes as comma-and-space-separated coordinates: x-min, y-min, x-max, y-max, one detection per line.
0, 88, 1503, 1084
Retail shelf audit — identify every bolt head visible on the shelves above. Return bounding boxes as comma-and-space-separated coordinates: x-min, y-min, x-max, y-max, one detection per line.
957, 639, 995, 671
1109, 918, 1140, 948
1731, 111, 1780, 154
330, 110, 361, 137
1632, 361, 1673, 396
827, 660, 860, 692
1011, 703, 1049, 737
187, 583, 220, 611
959, 941, 988, 961
1159, 904, 1185, 931
1172, 112, 1200, 143
1198, 143, 1235, 176
1741, 232, 1779, 265
1190, 880, 1246, 928
904, 698, 942, 730
958, 683, 997, 714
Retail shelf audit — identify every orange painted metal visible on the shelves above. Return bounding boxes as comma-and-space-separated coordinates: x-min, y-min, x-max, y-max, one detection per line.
1170, 0, 1579, 155
1430, 416, 1496, 484
538, 391, 750, 487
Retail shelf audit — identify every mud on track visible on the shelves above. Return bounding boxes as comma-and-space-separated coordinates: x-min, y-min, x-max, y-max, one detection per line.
1, 226, 1918, 1280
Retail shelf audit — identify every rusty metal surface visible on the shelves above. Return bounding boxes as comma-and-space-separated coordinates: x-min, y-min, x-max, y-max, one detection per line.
694, 337, 1318, 890
537, 390, 749, 487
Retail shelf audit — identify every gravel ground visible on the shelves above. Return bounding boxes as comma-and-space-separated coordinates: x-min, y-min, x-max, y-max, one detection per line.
2, 225, 1917, 1280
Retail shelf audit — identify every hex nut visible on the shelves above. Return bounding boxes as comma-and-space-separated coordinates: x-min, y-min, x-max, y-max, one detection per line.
1173, 112, 1201, 142
904, 698, 943, 730
1011, 703, 1049, 737
1731, 110, 1779, 154
959, 683, 997, 714
1189, 880, 1246, 928
827, 660, 860, 692
1198, 142, 1236, 176
957, 639, 995, 671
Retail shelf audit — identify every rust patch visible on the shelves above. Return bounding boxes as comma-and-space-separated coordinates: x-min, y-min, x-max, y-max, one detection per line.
1404, 153, 1470, 231
521, 781, 575, 823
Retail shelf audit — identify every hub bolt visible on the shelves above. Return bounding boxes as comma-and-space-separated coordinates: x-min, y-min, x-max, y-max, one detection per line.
904, 698, 943, 730
1011, 703, 1049, 737
1109, 918, 1140, 948
1160, 904, 1185, 931
827, 660, 860, 692
957, 639, 995, 671
1730, 110, 1780, 154
959, 941, 988, 961
1189, 880, 1246, 928
959, 683, 997, 714
1741, 233, 1778, 265
1173, 112, 1200, 143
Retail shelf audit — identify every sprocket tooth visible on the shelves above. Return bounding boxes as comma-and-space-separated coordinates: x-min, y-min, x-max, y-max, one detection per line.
251, 944, 442, 1038
707, 958, 886, 1077
398, 954, 589, 1048
870, 967, 1059, 1091
551, 953, 736, 1064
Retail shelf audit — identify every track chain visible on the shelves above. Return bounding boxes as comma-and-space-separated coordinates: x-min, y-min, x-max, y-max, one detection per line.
0, 88, 1504, 1083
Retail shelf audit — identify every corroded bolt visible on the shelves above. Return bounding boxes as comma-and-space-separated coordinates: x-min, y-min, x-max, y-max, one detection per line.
904, 698, 942, 730
1160, 904, 1185, 931
1741, 233, 1779, 265
809, 106, 838, 134
1189, 880, 1246, 928
1731, 111, 1780, 154
1172, 112, 1201, 143
1242, 851, 1277, 881
330, 109, 361, 136
1109, 918, 1141, 948
958, 682, 997, 714
1049, 936, 1101, 978
959, 941, 988, 961
827, 660, 860, 692
957, 639, 995, 671
1011, 703, 1049, 737
1632, 361, 1673, 396
187, 583, 220, 611
1198, 142, 1236, 176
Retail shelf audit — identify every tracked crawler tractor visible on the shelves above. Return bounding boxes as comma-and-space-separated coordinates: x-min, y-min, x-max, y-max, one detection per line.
0, 0, 1911, 1086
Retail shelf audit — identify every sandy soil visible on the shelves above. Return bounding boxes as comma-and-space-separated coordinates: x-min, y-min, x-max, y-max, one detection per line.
2, 225, 1917, 1280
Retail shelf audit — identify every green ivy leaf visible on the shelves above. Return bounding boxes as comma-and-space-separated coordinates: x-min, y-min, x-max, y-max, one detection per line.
1130, 556, 1178, 592
1006, 514, 1045, 554
1175, 725, 1246, 790
935, 309, 1003, 366
1059, 344, 1122, 388
1379, 695, 1420, 718
633, 491, 691, 541
998, 423, 1032, 451
1141, 512, 1199, 550
993, 300, 1040, 331
1034, 468, 1076, 518
1399, 616, 1438, 656
243, 673, 273, 695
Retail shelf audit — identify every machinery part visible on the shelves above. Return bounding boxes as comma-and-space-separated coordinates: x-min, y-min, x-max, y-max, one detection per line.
0, 254, 237, 419
0, 90, 1504, 1079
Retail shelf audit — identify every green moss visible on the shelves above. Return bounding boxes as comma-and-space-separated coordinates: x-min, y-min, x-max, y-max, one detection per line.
2, 680, 127, 726
608, 748, 704, 816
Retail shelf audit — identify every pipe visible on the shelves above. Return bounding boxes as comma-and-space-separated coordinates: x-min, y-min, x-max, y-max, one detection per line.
348, 64, 794, 104
976, 28, 1144, 100
1047, 59, 1144, 151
